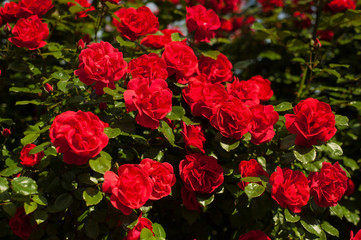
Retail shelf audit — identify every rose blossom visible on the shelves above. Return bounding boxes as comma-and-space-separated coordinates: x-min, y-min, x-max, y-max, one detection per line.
18, 0, 54, 17
317, 29, 334, 41
1, 128, 11, 137
139, 158, 176, 200
20, 144, 44, 167
112, 6, 159, 41
238, 230, 271, 240
186, 5, 221, 42
9, 208, 37, 240
179, 153, 224, 194
124, 78, 173, 129
102, 164, 153, 215
249, 104, 279, 145
308, 162, 348, 207
270, 167, 310, 213
345, 179, 355, 196
67, 0, 95, 18
181, 121, 206, 153
128, 53, 168, 81
74, 41, 127, 95
141, 29, 184, 49
123, 215, 154, 240
257, 0, 284, 12
0, 2, 23, 23
49, 110, 109, 165
198, 53, 233, 83
162, 41, 198, 82
327, 0, 356, 13
350, 230, 361, 240
238, 159, 269, 190
8, 15, 49, 50
285, 98, 337, 147
209, 97, 253, 140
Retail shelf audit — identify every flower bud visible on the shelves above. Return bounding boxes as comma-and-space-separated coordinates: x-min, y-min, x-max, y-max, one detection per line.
44, 83, 53, 92
1, 128, 11, 137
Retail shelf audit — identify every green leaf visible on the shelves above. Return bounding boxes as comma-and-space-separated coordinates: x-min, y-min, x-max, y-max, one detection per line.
103, 87, 124, 100
244, 183, 265, 199
29, 142, 51, 154
11, 177, 38, 196
116, 36, 136, 48
152, 223, 166, 238
202, 50, 221, 60
166, 106, 186, 121
330, 204, 343, 219
240, 177, 262, 183
44, 146, 57, 156
321, 221, 339, 237
16, 100, 42, 106
54, 193, 73, 211
251, 22, 265, 31
89, 151, 112, 174
24, 201, 38, 215
274, 102, 293, 112
32, 195, 48, 206
284, 209, 300, 223
51, 71, 70, 81
57, 80, 69, 93
140, 228, 156, 240
343, 157, 360, 171
259, 50, 281, 60
171, 32, 182, 42
33, 210, 48, 224
293, 146, 316, 164
9, 87, 42, 94
21, 133, 40, 146
159, 121, 175, 146
0, 166, 22, 177
197, 194, 215, 207
329, 63, 350, 69
84, 219, 100, 240
82, 187, 103, 206
220, 141, 240, 152
0, 118, 14, 125
0, 177, 9, 193
335, 115, 349, 128
104, 127, 121, 139
300, 218, 323, 237
280, 134, 296, 150
326, 142, 343, 157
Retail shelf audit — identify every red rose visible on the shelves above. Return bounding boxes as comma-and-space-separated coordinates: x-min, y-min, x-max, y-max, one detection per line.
9, 208, 37, 240
139, 158, 176, 200
74, 41, 127, 95
49, 110, 109, 165
186, 5, 221, 42
18, 0, 53, 16
162, 41, 198, 82
208, 0, 242, 13
249, 104, 279, 145
128, 53, 168, 81
238, 230, 271, 240
270, 167, 310, 213
102, 165, 153, 215
181, 187, 202, 211
257, 0, 284, 12
317, 29, 334, 41
0, 2, 22, 23
8, 15, 49, 50
44, 83, 53, 92
123, 215, 154, 240
179, 153, 224, 194
183, 75, 229, 118
20, 144, 44, 167
124, 78, 173, 129
345, 178, 355, 196
285, 98, 337, 147
181, 121, 206, 153
232, 16, 256, 30
308, 162, 348, 207
112, 6, 159, 41
238, 159, 269, 190
198, 53, 233, 83
350, 230, 361, 240
210, 97, 253, 140
141, 29, 184, 49
327, 0, 356, 13
67, 0, 95, 18
293, 11, 311, 29
1, 128, 11, 137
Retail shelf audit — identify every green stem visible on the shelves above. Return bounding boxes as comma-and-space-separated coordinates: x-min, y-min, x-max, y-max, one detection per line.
94, 4, 107, 42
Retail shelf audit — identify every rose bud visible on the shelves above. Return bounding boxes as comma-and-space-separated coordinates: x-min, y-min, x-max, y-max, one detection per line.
2, 128, 11, 137
44, 83, 53, 92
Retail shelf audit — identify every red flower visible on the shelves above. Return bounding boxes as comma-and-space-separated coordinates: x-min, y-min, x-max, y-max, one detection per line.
238, 230, 271, 240
317, 29, 334, 41
257, 0, 284, 12
44, 83, 53, 92
270, 167, 310, 213
181, 122, 206, 153
181, 187, 202, 211
139, 158, 176, 200
123, 215, 154, 240
124, 78, 173, 129
102, 165, 153, 215
141, 29, 184, 49
8, 15, 49, 50
186, 5, 221, 42
112, 6, 159, 41
327, 0, 356, 13
0, 2, 23, 23
20, 144, 44, 167
209, 97, 253, 140
285, 98, 337, 147
293, 11, 311, 29
162, 41, 198, 82
238, 159, 269, 190
308, 162, 348, 207
67, 0, 95, 18
49, 110, 109, 165
345, 178, 355, 196
9, 208, 37, 240
198, 53, 233, 83
350, 230, 361, 240
74, 41, 127, 95
128, 53, 168, 81
1, 128, 11, 137
207, 0, 243, 13
249, 104, 279, 145
179, 153, 224, 194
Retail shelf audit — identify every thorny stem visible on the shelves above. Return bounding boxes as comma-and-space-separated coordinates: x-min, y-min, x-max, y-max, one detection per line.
94, 3, 108, 42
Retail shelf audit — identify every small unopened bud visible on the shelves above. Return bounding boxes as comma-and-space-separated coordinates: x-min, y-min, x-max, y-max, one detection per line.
2, 128, 11, 137
314, 38, 322, 48
77, 39, 85, 49
4, 23, 11, 32
44, 83, 53, 93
